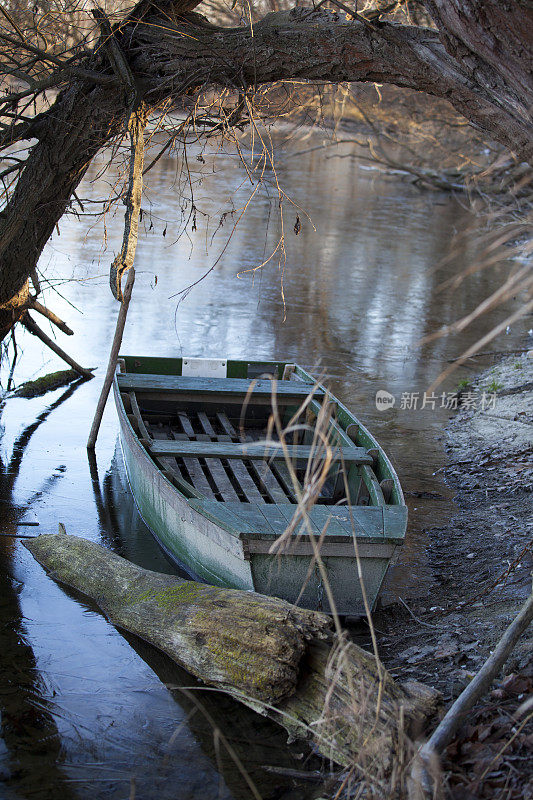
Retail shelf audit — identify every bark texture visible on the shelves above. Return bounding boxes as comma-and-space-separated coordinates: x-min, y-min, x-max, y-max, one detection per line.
425, 0, 533, 113
25, 533, 440, 768
0, 82, 125, 306
131, 7, 533, 161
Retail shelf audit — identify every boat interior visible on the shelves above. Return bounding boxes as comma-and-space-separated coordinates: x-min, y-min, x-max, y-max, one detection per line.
117, 357, 399, 509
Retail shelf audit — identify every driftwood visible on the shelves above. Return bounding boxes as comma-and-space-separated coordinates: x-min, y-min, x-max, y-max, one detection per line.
25, 533, 439, 772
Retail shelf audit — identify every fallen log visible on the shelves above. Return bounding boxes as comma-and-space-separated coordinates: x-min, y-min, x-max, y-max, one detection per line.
25, 533, 439, 773
12, 369, 87, 399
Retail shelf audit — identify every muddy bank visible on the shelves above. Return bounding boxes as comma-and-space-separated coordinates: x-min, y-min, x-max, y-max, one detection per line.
373, 350, 532, 796
378, 351, 532, 688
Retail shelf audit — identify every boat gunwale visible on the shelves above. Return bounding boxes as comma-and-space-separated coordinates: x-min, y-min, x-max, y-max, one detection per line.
297, 367, 405, 507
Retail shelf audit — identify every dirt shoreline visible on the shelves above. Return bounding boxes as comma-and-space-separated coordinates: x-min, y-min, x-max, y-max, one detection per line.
372, 350, 532, 796
378, 351, 532, 689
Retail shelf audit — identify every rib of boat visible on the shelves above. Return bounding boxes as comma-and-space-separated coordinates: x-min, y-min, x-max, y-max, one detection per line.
113, 356, 407, 615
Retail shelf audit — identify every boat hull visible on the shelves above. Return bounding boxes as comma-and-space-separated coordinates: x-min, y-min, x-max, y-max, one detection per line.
113, 357, 406, 616
118, 401, 254, 589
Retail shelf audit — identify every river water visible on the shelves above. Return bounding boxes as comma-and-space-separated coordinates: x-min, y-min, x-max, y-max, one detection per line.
0, 129, 528, 799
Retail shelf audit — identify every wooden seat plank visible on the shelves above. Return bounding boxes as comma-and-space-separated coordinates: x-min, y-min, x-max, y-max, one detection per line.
303, 505, 355, 537
383, 506, 408, 539
117, 373, 323, 399
274, 503, 323, 537
188, 501, 391, 540
187, 499, 255, 537
177, 412, 241, 503
256, 504, 296, 537
189, 501, 290, 538
216, 412, 292, 504
231, 504, 280, 536
308, 505, 384, 538
148, 439, 373, 464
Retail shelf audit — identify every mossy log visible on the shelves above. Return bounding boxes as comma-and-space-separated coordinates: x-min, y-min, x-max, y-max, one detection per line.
25, 534, 439, 769
13, 369, 87, 399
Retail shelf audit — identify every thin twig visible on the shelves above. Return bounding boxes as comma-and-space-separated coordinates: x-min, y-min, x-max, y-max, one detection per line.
398, 596, 438, 629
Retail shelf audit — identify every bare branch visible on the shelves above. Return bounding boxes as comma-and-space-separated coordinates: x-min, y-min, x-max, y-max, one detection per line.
21, 313, 93, 378
26, 298, 74, 335
0, 115, 45, 148
0, 63, 117, 112
414, 585, 533, 798
129, 8, 533, 163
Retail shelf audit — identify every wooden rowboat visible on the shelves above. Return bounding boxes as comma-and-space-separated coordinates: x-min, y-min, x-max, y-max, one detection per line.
113, 356, 407, 615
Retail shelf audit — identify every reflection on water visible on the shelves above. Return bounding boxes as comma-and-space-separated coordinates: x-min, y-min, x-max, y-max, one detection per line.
0, 129, 527, 797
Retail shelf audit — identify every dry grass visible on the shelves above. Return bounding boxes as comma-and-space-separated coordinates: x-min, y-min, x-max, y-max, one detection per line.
240, 374, 429, 799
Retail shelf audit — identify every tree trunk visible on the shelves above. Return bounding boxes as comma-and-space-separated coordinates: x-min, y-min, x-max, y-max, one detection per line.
25, 533, 440, 771
0, 280, 30, 341
425, 0, 533, 114
0, 82, 126, 308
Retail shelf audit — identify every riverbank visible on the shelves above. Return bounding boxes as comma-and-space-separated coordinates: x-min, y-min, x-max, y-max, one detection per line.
374, 350, 533, 797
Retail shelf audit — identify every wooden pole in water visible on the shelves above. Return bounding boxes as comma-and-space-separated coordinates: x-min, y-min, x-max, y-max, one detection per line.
87, 103, 146, 449
87, 268, 135, 450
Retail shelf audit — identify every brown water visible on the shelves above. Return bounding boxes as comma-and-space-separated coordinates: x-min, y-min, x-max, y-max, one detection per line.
0, 130, 528, 799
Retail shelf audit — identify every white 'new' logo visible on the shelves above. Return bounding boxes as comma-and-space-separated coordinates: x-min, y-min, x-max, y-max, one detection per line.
375, 390, 396, 410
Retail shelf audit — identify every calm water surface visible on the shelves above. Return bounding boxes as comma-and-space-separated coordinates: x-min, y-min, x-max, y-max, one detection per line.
0, 130, 527, 799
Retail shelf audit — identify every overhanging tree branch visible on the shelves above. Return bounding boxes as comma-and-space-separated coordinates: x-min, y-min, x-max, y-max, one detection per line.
129, 8, 531, 162
0, 0, 531, 342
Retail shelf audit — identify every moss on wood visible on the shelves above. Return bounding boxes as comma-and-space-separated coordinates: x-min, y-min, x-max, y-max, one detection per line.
24, 533, 439, 769
13, 369, 85, 399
